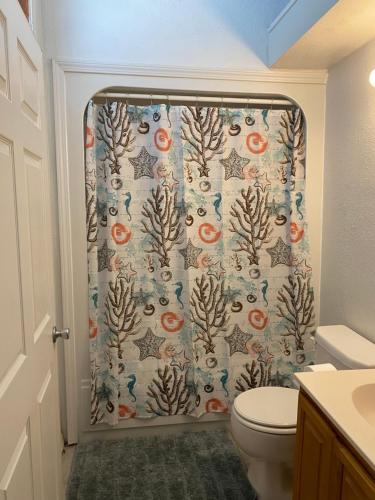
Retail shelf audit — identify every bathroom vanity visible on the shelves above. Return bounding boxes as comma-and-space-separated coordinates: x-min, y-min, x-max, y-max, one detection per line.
293, 370, 375, 500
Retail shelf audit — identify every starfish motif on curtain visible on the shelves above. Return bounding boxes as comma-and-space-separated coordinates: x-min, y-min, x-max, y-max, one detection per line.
254, 172, 271, 192
178, 239, 203, 269
161, 171, 179, 191
257, 346, 274, 364
207, 260, 225, 280
266, 237, 292, 267
170, 349, 191, 370
129, 146, 158, 179
294, 259, 312, 279
225, 324, 253, 355
133, 328, 165, 361
219, 148, 249, 180
97, 240, 115, 272
118, 261, 137, 282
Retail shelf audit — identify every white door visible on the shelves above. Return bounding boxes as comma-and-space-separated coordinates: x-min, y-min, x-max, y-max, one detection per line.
0, 1, 63, 499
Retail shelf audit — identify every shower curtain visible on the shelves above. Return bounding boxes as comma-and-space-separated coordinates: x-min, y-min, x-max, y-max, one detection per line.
85, 100, 315, 425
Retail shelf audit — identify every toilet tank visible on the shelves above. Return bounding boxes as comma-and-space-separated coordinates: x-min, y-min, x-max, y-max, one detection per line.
316, 325, 375, 369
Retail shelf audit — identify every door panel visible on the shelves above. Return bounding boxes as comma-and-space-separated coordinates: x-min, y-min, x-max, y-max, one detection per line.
0, 425, 34, 500
37, 368, 60, 500
0, 10, 9, 97
17, 40, 39, 125
0, 0, 62, 499
24, 149, 49, 329
0, 136, 24, 382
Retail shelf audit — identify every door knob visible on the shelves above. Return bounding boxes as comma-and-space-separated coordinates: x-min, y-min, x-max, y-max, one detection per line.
52, 326, 70, 343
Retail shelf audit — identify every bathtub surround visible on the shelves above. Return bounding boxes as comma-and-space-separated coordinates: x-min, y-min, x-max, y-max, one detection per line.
53, 66, 326, 445
86, 101, 315, 425
66, 430, 256, 500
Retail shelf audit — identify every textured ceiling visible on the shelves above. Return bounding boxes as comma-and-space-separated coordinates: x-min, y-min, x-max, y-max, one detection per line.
273, 0, 375, 69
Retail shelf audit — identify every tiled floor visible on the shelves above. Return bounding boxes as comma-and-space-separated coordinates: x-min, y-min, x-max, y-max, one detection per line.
63, 445, 76, 494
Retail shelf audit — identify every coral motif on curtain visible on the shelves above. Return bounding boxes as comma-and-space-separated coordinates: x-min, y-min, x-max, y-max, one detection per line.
85, 101, 315, 425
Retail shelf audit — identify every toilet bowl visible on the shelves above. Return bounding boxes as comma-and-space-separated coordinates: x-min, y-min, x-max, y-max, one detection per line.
230, 325, 375, 500
231, 387, 298, 500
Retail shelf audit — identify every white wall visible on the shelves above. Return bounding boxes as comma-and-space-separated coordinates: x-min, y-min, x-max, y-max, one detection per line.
321, 38, 375, 341
42, 0, 288, 68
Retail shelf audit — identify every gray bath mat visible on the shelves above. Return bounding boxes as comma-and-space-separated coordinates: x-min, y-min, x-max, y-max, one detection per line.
66, 429, 257, 500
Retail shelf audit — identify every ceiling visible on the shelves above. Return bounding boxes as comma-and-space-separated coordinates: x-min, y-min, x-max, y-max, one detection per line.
272, 0, 375, 69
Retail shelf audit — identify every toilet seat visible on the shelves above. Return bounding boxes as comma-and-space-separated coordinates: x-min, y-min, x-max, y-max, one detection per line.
233, 387, 299, 435
232, 406, 296, 435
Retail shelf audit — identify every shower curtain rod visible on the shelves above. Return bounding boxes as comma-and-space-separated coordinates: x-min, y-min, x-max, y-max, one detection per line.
93, 91, 295, 109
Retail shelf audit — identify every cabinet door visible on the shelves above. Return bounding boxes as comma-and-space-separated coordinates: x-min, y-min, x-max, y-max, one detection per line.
293, 392, 335, 500
330, 441, 375, 500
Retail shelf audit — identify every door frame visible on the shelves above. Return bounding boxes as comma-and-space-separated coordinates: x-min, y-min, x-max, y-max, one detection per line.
52, 59, 327, 445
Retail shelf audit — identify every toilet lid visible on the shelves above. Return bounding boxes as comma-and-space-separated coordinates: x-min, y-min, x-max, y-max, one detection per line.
234, 387, 299, 428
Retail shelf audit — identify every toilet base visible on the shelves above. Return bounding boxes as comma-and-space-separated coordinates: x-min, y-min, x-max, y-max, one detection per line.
247, 457, 293, 500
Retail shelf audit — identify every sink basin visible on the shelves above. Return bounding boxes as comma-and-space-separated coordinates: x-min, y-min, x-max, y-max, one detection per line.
352, 383, 375, 428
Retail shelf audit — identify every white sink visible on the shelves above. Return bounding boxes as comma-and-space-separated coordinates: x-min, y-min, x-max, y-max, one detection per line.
352, 383, 375, 428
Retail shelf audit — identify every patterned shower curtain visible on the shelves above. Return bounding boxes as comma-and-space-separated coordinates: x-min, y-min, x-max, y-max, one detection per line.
85, 100, 315, 425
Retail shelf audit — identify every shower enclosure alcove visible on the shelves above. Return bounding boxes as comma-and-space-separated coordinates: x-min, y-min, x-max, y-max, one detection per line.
52, 62, 326, 444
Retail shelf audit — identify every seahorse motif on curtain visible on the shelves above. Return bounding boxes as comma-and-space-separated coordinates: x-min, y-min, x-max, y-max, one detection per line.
85, 101, 315, 425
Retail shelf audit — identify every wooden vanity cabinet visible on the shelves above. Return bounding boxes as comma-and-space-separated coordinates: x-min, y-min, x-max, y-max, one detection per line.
329, 441, 375, 500
293, 392, 375, 500
293, 392, 335, 500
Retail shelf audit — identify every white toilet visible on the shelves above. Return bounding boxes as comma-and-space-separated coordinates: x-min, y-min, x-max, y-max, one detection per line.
230, 325, 375, 500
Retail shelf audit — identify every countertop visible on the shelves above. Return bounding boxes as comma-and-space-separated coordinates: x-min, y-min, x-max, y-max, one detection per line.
295, 369, 375, 470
